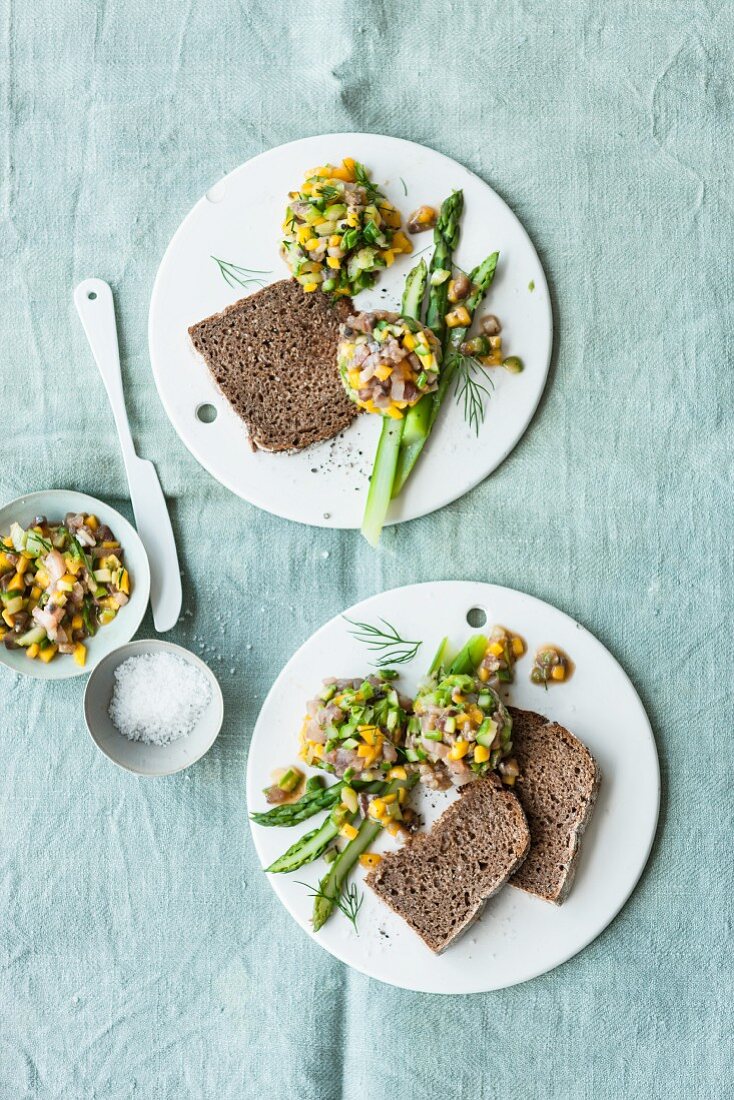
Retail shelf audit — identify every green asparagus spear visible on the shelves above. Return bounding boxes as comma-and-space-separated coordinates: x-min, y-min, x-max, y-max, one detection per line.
391, 251, 499, 496
425, 191, 464, 341
430, 252, 500, 429
390, 195, 463, 497
312, 818, 381, 930
262, 781, 387, 872
251, 781, 345, 827
401, 257, 428, 322
312, 775, 418, 931
360, 417, 404, 549
251, 778, 377, 828
359, 259, 428, 548
266, 814, 342, 873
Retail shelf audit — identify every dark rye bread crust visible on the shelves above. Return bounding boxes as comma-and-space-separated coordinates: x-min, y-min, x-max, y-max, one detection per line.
366, 775, 530, 954
508, 708, 601, 905
188, 279, 358, 452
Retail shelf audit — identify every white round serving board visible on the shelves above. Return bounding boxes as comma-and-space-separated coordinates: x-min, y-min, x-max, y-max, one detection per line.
246, 582, 659, 994
149, 134, 552, 528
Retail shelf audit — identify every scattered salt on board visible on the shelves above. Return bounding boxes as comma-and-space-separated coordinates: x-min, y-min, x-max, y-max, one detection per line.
109, 652, 211, 745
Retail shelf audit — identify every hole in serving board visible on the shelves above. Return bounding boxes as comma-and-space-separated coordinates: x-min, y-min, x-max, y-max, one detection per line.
87, 291, 97, 300
466, 606, 487, 628
196, 403, 218, 424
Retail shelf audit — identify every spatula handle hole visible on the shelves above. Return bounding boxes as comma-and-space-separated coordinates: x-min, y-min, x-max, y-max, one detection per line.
466, 606, 487, 628
87, 291, 97, 300
196, 403, 218, 424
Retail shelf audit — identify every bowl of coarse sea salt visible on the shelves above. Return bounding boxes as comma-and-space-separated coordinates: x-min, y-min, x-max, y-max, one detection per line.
84, 639, 224, 775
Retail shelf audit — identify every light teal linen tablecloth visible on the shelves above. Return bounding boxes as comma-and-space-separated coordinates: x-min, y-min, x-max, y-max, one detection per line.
1, 1, 732, 1097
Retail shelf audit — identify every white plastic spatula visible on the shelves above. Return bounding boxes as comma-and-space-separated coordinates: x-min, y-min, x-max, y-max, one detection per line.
74, 278, 182, 633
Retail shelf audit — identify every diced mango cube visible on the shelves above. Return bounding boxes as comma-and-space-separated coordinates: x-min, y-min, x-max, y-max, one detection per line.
392, 231, 412, 253
446, 306, 471, 328
359, 852, 382, 869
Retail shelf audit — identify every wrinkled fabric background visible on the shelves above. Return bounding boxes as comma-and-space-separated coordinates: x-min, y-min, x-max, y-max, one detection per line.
1, 1, 732, 1097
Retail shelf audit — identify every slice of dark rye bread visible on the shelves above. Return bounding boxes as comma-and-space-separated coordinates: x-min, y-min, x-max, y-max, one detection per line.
508, 707, 601, 905
188, 279, 358, 452
365, 775, 530, 954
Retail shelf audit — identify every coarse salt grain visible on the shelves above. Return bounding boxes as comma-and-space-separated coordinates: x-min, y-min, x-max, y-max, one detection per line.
109, 652, 211, 745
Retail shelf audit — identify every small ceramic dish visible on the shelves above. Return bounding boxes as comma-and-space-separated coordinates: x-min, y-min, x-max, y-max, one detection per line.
84, 639, 224, 775
0, 490, 150, 680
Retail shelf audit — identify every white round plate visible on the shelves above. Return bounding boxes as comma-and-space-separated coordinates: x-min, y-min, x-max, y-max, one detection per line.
247, 581, 659, 994
149, 134, 552, 528
0, 490, 150, 681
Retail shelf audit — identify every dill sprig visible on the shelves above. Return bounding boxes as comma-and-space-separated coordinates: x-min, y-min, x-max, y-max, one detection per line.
211, 256, 271, 290
343, 616, 423, 667
453, 354, 494, 436
298, 880, 364, 934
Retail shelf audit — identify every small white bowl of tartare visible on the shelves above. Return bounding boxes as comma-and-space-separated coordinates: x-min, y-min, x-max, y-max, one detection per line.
0, 489, 150, 680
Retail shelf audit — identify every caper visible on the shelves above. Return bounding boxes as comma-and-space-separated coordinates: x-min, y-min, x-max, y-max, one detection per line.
503, 356, 524, 374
